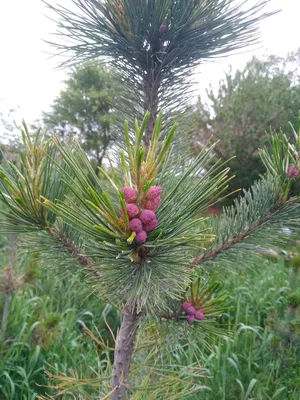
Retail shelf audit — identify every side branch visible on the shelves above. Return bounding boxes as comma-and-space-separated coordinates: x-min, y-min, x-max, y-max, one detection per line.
48, 227, 101, 279
191, 210, 273, 266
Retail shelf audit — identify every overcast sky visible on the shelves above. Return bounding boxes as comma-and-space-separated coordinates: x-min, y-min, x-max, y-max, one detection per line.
0, 0, 299, 126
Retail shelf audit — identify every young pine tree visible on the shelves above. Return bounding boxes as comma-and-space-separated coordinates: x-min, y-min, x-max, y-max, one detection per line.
3, 1, 300, 399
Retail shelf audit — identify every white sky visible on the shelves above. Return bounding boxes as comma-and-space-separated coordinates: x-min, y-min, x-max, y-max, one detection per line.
0, 0, 299, 127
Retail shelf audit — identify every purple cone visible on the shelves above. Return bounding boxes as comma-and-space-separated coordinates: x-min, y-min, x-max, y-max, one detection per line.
182, 302, 192, 312
122, 187, 138, 203
159, 24, 168, 34
129, 218, 143, 233
186, 306, 196, 316
145, 196, 161, 210
286, 165, 298, 179
187, 315, 195, 324
135, 230, 147, 244
195, 309, 204, 320
126, 204, 139, 219
143, 218, 158, 233
140, 209, 156, 224
146, 186, 163, 200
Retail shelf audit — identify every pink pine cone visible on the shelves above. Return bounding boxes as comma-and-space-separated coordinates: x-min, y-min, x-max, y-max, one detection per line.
126, 204, 139, 219
135, 230, 147, 244
187, 315, 195, 324
146, 186, 163, 200
143, 218, 158, 233
129, 218, 143, 233
122, 187, 138, 203
286, 165, 298, 179
140, 209, 156, 224
182, 302, 192, 312
145, 196, 161, 210
186, 306, 196, 316
195, 309, 204, 320
159, 24, 168, 34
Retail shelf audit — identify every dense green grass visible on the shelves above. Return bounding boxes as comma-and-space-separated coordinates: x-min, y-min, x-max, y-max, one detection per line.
0, 239, 299, 399
198, 260, 300, 400
0, 241, 119, 399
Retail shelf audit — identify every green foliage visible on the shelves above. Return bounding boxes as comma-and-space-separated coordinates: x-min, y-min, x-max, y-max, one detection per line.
287, 292, 300, 308
191, 116, 300, 272
0, 259, 119, 400
191, 53, 300, 191
4, 1, 300, 398
39, 113, 230, 311
0, 124, 72, 232
2, 250, 299, 399
2, 108, 300, 343
291, 256, 300, 270
44, 0, 276, 122
43, 64, 118, 168
2, 109, 300, 398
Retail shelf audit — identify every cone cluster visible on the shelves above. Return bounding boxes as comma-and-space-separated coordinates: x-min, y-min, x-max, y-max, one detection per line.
121, 186, 162, 244
182, 302, 204, 324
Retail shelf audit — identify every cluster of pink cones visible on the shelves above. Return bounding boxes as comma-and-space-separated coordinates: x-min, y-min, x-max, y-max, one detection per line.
182, 302, 204, 324
121, 186, 162, 244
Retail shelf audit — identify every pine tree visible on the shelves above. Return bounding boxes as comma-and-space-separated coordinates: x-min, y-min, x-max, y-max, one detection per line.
3, 1, 300, 400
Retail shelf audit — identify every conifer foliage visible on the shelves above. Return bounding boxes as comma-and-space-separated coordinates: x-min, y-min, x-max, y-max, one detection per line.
45, 0, 276, 139
3, 1, 300, 399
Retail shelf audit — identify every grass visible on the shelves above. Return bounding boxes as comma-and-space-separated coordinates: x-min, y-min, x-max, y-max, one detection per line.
0, 236, 299, 399
199, 260, 300, 399
0, 239, 119, 399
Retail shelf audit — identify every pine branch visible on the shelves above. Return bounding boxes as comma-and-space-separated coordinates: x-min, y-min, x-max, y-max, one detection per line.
191, 177, 300, 268
44, 0, 277, 126
191, 120, 300, 269
0, 125, 100, 285
192, 207, 274, 266
48, 226, 100, 279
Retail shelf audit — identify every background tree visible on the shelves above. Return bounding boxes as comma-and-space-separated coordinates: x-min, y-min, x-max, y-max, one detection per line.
190, 52, 300, 191
43, 64, 118, 168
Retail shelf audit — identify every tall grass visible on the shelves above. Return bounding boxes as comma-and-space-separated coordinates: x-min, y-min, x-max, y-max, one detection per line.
184, 259, 300, 400
0, 241, 299, 399
0, 245, 119, 399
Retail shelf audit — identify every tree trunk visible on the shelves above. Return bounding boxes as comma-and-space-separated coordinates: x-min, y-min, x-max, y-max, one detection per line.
1, 233, 17, 342
111, 305, 140, 400
110, 18, 158, 398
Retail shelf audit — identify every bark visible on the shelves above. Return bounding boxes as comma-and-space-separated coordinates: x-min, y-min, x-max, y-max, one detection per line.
111, 305, 140, 400
1, 233, 17, 342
